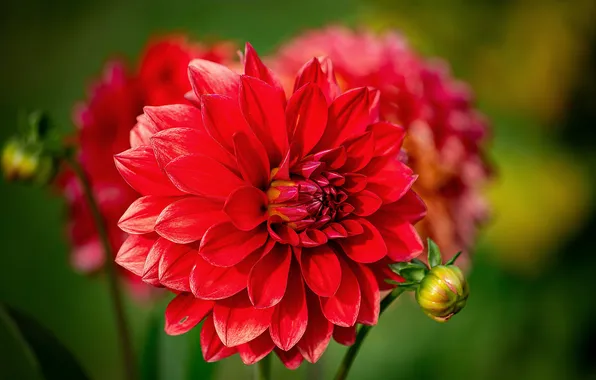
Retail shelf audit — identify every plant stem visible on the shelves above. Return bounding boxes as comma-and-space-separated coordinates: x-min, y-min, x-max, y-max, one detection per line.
67, 157, 137, 380
254, 353, 271, 380
334, 287, 406, 380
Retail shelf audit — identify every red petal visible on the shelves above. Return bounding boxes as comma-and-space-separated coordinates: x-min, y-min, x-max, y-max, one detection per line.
200, 222, 268, 267
363, 157, 417, 204
285, 83, 328, 158
238, 331, 275, 365
293, 57, 340, 104
190, 250, 263, 300
115, 233, 158, 276
201, 315, 236, 362
320, 258, 361, 327
314, 87, 378, 151
367, 121, 405, 157
144, 104, 203, 131
369, 260, 405, 291
141, 237, 163, 286
267, 218, 300, 246
369, 219, 424, 262
350, 263, 380, 325
342, 131, 375, 172
157, 240, 196, 292
155, 196, 226, 244
248, 244, 292, 309
150, 127, 238, 174
233, 131, 270, 189
298, 229, 328, 247
114, 146, 183, 196
188, 59, 240, 99
240, 75, 288, 166
201, 94, 253, 154
224, 186, 267, 232
275, 347, 304, 370
269, 263, 308, 350
339, 219, 387, 263
130, 114, 158, 148
296, 291, 333, 363
380, 190, 427, 224
118, 196, 176, 234
348, 190, 382, 217
165, 293, 214, 335
244, 42, 286, 106
312, 146, 347, 170
213, 291, 275, 347
333, 325, 356, 346
342, 173, 368, 193
165, 154, 245, 199
297, 245, 341, 297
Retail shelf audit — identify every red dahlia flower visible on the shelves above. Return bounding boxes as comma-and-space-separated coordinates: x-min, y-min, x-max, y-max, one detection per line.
273, 27, 491, 262
113, 43, 426, 367
59, 36, 234, 297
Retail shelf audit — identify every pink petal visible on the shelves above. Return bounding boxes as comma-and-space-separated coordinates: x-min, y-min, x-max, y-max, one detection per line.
293, 57, 340, 104
188, 59, 240, 99
269, 263, 308, 351
201, 315, 237, 362
213, 291, 275, 347
296, 291, 333, 363
165, 153, 245, 199
248, 244, 292, 309
285, 83, 328, 158
333, 325, 356, 346
275, 347, 304, 370
238, 331, 275, 365
155, 196, 226, 244
201, 94, 253, 154
232, 131, 270, 189
165, 293, 214, 335
200, 222, 268, 267
240, 75, 288, 166
320, 258, 361, 327
115, 233, 158, 276
297, 245, 341, 297
118, 196, 176, 234
114, 146, 183, 196
244, 42, 286, 106
367, 121, 405, 157
350, 263, 380, 325
150, 127, 238, 174
190, 250, 263, 300
338, 219, 387, 263
348, 190, 382, 217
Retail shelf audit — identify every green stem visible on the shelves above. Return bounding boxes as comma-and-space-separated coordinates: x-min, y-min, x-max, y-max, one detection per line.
334, 287, 406, 380
67, 156, 137, 380
254, 353, 271, 380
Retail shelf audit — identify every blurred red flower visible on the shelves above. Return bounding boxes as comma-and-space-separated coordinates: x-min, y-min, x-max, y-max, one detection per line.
273, 27, 491, 263
114, 43, 426, 367
59, 36, 234, 298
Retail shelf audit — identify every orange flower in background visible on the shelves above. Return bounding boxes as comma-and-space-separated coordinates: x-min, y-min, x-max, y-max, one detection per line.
273, 27, 491, 262
58, 36, 235, 297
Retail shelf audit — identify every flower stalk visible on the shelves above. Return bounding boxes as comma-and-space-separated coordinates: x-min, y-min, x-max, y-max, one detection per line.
254, 353, 271, 380
66, 156, 137, 380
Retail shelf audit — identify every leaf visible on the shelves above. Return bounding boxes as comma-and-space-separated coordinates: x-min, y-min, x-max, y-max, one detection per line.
1, 303, 90, 380
0, 306, 43, 380
389, 261, 428, 282
427, 238, 442, 267
445, 251, 463, 266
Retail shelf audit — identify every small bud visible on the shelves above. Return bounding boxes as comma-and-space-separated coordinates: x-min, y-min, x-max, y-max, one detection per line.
416, 265, 469, 323
2, 139, 55, 184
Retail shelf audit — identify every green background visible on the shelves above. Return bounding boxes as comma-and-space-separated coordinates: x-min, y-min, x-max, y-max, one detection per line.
1, 0, 596, 379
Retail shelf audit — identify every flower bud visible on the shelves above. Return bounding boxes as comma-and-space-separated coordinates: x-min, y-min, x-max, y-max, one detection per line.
416, 265, 469, 322
2, 139, 54, 184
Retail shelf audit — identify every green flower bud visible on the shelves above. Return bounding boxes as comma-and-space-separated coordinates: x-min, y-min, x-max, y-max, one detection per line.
416, 265, 469, 323
2, 139, 54, 184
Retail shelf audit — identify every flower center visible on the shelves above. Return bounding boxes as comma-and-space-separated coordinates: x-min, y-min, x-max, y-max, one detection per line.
266, 173, 351, 231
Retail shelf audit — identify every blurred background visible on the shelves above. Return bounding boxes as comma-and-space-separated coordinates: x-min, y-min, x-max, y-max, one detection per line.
1, 0, 596, 379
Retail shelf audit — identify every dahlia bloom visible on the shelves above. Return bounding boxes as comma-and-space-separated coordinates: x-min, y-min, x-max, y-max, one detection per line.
59, 36, 234, 296
273, 27, 491, 261
114, 43, 426, 367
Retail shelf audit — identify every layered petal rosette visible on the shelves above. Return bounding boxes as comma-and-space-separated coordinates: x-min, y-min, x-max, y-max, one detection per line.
59, 36, 234, 297
114, 43, 426, 367
273, 27, 491, 262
